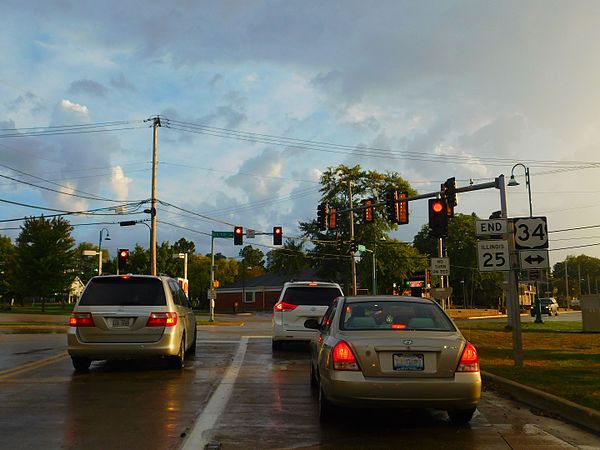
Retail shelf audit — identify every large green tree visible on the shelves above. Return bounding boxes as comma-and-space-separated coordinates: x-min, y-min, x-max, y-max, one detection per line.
413, 213, 503, 307
0, 235, 17, 306
15, 217, 76, 303
552, 254, 600, 304
299, 164, 419, 293
266, 239, 310, 276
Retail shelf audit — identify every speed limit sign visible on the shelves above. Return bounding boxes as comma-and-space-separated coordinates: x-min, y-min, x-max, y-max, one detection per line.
513, 217, 548, 249
477, 240, 510, 272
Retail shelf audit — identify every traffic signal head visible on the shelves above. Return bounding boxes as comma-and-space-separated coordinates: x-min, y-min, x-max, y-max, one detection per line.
397, 192, 409, 225
234, 226, 244, 245
428, 199, 448, 238
328, 207, 337, 230
273, 226, 283, 245
385, 191, 398, 224
317, 202, 328, 231
117, 248, 129, 272
363, 198, 375, 223
442, 177, 457, 218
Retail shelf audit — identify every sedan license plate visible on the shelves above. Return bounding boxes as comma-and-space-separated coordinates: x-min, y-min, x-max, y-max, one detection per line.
111, 318, 131, 327
393, 353, 424, 371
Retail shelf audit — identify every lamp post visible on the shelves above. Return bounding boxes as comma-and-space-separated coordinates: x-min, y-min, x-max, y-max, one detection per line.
508, 163, 533, 218
175, 253, 188, 279
98, 228, 111, 275
508, 164, 542, 323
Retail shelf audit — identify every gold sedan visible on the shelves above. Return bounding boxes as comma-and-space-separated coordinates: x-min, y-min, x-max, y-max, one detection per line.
304, 296, 481, 423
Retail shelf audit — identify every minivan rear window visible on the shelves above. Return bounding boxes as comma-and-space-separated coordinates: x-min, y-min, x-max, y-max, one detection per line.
282, 287, 341, 306
78, 277, 166, 306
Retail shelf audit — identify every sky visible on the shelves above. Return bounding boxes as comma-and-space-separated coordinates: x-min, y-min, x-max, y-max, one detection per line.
1, 0, 600, 268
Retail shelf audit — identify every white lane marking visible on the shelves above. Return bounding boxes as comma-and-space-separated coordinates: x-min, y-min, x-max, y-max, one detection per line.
182, 336, 249, 450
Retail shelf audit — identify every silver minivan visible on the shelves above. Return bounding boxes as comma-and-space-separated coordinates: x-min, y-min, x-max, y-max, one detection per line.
67, 275, 196, 371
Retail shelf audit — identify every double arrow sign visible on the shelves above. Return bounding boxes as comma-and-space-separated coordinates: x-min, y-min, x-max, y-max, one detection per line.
519, 250, 549, 270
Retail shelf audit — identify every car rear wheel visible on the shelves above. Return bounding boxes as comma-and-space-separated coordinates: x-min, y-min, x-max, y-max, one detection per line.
186, 326, 197, 356
170, 336, 185, 369
310, 363, 318, 390
71, 357, 91, 372
448, 407, 476, 425
319, 387, 336, 422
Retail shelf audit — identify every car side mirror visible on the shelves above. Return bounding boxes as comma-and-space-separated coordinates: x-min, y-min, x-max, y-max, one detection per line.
304, 318, 320, 330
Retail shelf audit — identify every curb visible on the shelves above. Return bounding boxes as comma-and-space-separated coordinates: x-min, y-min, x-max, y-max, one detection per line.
482, 371, 600, 435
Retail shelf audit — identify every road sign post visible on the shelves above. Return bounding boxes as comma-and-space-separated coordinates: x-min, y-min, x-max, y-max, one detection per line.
431, 257, 450, 276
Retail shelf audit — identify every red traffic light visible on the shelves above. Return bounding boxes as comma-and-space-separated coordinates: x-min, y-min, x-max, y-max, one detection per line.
431, 200, 444, 214
234, 226, 244, 245
119, 249, 129, 258
273, 226, 283, 245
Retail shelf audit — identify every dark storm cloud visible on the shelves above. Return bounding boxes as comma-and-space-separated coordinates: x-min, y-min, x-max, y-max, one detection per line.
68, 79, 108, 97
110, 73, 136, 91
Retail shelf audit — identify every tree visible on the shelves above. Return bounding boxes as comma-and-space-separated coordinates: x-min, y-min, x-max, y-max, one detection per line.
413, 213, 503, 308
0, 235, 17, 307
553, 254, 600, 303
173, 238, 195, 255
74, 242, 103, 283
15, 217, 76, 307
266, 239, 309, 276
299, 164, 418, 292
237, 245, 265, 279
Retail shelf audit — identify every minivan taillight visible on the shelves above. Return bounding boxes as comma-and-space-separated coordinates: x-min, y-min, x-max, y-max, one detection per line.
69, 312, 95, 327
146, 312, 178, 327
456, 342, 479, 372
274, 301, 297, 312
332, 341, 360, 371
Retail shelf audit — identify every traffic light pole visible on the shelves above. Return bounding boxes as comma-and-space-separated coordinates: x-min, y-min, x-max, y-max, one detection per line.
347, 182, 357, 296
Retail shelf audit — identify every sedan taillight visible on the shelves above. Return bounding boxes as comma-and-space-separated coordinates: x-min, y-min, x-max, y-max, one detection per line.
69, 312, 95, 327
146, 312, 178, 327
456, 342, 479, 372
274, 301, 298, 312
332, 341, 360, 371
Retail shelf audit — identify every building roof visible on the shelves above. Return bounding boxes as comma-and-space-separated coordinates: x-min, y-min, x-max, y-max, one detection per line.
219, 268, 331, 290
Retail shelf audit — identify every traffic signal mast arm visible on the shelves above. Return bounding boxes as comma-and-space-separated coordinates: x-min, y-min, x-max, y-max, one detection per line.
331, 178, 500, 216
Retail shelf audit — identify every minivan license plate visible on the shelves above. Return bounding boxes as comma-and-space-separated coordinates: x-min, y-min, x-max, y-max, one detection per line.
112, 318, 130, 327
393, 353, 424, 371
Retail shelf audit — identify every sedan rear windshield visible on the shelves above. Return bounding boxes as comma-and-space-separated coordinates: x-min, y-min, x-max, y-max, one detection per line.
540, 298, 554, 305
340, 301, 456, 331
78, 278, 166, 306
282, 287, 341, 306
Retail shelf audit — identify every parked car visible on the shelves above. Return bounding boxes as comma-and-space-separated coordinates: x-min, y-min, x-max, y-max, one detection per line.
272, 280, 343, 350
570, 298, 581, 310
67, 275, 197, 371
305, 295, 481, 424
530, 297, 559, 316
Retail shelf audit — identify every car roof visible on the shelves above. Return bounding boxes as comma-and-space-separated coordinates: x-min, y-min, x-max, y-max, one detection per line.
283, 281, 341, 288
342, 295, 435, 304
91, 274, 170, 281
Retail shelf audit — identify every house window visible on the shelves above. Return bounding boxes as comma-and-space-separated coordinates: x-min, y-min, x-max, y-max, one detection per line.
243, 291, 255, 303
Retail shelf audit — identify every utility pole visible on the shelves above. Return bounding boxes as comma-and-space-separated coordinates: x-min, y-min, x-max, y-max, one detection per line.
347, 181, 357, 295
564, 259, 569, 308
150, 116, 161, 276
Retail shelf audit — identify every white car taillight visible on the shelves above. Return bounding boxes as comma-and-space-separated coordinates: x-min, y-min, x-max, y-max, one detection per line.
456, 342, 479, 372
274, 301, 298, 312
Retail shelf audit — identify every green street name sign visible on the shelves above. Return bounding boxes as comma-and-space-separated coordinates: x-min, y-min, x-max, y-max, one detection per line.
212, 231, 234, 238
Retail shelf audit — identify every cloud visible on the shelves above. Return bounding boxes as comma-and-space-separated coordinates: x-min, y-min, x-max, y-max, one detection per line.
110, 166, 132, 200
58, 99, 89, 118
226, 148, 285, 198
109, 73, 136, 91
68, 79, 108, 97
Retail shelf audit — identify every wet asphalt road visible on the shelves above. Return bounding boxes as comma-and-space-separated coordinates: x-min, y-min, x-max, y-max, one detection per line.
0, 313, 598, 449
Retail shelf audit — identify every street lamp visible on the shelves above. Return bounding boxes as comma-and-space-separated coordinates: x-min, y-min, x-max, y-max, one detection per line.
508, 163, 533, 218
98, 228, 111, 275
175, 253, 188, 280
508, 163, 542, 322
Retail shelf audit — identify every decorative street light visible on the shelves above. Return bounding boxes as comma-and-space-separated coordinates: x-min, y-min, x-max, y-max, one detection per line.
508, 163, 542, 323
98, 228, 111, 275
508, 163, 533, 218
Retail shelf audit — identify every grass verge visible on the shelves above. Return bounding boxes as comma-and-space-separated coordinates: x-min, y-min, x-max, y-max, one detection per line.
0, 304, 74, 315
456, 320, 600, 412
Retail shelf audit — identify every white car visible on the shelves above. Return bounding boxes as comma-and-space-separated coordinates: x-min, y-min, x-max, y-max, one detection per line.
272, 281, 343, 350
